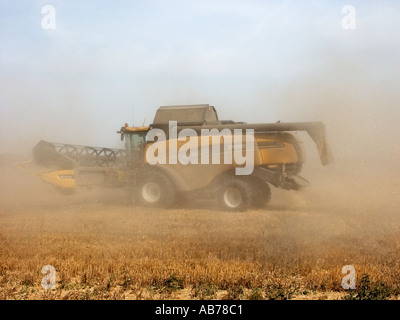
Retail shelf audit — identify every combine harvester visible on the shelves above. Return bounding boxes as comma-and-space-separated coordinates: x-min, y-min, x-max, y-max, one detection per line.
19, 104, 332, 210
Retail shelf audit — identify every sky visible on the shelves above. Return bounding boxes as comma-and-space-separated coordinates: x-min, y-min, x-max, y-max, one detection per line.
0, 0, 399, 166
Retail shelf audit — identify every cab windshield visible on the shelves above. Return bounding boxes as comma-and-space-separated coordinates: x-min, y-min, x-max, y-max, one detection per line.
125, 132, 147, 162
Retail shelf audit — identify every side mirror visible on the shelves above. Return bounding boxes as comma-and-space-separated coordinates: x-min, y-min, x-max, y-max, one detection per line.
117, 127, 125, 141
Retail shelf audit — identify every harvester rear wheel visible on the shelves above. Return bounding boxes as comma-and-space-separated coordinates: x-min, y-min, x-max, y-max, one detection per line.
136, 170, 175, 208
218, 178, 253, 212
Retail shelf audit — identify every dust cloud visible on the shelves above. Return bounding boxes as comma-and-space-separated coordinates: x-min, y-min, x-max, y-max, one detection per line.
1, 31, 400, 263
1, 2, 400, 299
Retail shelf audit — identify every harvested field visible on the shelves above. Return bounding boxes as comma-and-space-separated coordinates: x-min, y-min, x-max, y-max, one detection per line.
1, 160, 400, 300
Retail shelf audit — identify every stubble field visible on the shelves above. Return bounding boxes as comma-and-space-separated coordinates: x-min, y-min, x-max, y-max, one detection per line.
1, 159, 400, 300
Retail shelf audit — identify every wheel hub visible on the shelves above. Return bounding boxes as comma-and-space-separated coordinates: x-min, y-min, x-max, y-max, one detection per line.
223, 187, 242, 208
142, 182, 161, 203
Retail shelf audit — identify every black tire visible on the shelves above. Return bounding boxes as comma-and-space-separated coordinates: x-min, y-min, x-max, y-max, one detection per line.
252, 180, 271, 209
135, 170, 176, 208
218, 178, 253, 212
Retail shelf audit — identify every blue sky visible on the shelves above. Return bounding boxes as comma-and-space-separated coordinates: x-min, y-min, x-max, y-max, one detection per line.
0, 0, 399, 164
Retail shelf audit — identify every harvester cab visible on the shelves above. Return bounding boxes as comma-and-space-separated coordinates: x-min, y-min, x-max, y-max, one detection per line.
119, 124, 149, 165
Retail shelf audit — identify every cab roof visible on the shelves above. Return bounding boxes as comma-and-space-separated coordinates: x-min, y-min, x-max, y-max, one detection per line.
122, 124, 149, 132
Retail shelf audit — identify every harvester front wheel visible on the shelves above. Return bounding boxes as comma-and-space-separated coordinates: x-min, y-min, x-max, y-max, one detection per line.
218, 178, 252, 212
136, 171, 175, 208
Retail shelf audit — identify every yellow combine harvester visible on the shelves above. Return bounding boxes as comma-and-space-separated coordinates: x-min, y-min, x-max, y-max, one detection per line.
24, 104, 332, 211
